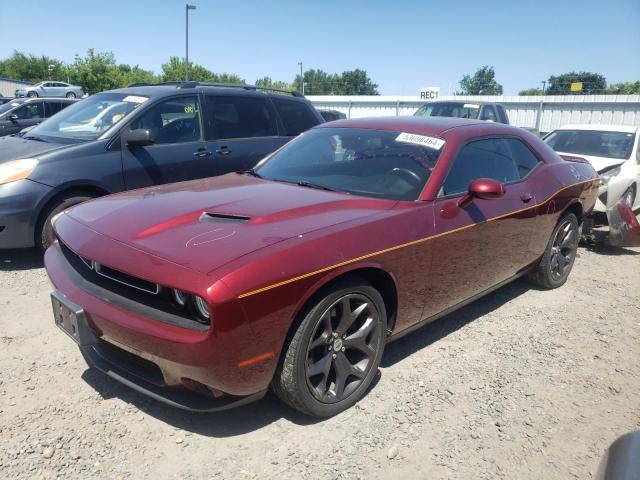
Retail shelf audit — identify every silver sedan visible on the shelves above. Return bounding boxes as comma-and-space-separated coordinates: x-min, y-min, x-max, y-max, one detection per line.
15, 81, 84, 99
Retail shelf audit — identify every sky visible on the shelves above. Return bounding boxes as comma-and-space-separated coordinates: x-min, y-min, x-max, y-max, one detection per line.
1, 0, 639, 95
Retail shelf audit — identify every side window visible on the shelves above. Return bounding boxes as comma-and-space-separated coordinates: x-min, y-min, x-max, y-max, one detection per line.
480, 106, 497, 122
441, 138, 520, 196
130, 96, 202, 145
204, 96, 277, 140
14, 102, 44, 120
271, 97, 318, 136
503, 138, 541, 178
45, 102, 64, 117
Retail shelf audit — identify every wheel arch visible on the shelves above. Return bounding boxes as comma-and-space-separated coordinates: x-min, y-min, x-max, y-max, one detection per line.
562, 200, 583, 224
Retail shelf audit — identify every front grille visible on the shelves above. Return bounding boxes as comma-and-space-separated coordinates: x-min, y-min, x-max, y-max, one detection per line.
93, 339, 165, 386
57, 239, 209, 330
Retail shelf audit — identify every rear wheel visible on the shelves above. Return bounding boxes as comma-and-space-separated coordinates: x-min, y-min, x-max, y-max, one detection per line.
526, 213, 579, 289
66, 92, 76, 99
272, 280, 387, 417
37, 194, 96, 251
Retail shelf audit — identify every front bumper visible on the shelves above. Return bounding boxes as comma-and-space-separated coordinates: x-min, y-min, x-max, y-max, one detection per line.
45, 223, 277, 408
0, 179, 52, 248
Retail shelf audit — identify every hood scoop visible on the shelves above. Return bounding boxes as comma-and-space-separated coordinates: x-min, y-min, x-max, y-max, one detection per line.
199, 212, 251, 224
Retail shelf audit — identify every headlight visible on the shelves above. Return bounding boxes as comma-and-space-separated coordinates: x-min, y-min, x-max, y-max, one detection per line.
599, 166, 621, 186
0, 158, 39, 185
172, 289, 188, 308
193, 296, 210, 322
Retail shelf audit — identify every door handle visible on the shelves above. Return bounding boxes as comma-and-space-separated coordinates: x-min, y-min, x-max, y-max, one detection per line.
215, 147, 232, 156
194, 150, 212, 158
520, 193, 533, 203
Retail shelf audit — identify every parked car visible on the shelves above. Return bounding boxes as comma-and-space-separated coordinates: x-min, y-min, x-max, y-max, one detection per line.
0, 82, 323, 250
0, 97, 77, 137
0, 97, 12, 105
318, 109, 346, 122
544, 124, 640, 246
414, 100, 510, 124
45, 117, 598, 417
15, 81, 84, 99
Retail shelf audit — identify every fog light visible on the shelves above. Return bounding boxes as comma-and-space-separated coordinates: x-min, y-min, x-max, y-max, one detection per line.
172, 289, 188, 308
194, 296, 210, 321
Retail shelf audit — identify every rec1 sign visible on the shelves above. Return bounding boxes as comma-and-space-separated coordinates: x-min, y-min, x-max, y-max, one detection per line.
420, 87, 440, 100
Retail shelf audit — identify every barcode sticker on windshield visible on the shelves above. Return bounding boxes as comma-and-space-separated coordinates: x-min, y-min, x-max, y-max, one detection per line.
463, 103, 479, 109
396, 132, 445, 150
122, 95, 148, 104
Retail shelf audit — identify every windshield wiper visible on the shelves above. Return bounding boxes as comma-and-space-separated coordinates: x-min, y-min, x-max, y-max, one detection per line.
23, 135, 47, 142
243, 168, 263, 178
296, 180, 337, 192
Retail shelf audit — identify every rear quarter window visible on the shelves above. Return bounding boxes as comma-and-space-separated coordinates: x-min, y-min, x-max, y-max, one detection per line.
271, 97, 319, 136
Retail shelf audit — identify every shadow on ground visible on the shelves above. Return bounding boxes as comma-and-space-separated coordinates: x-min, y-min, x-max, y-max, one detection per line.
0, 248, 43, 271
584, 244, 640, 256
81, 278, 530, 437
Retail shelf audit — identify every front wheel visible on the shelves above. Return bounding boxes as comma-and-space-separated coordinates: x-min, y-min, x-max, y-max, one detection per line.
37, 194, 96, 251
272, 280, 387, 417
27, 91, 38, 98
526, 213, 579, 289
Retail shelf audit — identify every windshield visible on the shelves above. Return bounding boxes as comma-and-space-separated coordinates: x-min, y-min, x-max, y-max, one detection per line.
256, 127, 443, 201
0, 100, 24, 116
28, 93, 147, 142
544, 129, 635, 160
414, 102, 480, 120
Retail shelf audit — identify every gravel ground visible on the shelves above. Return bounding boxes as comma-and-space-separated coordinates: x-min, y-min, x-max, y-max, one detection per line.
0, 244, 639, 480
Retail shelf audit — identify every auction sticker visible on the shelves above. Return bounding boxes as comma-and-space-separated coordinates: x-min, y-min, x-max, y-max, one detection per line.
396, 132, 445, 150
122, 95, 148, 103
463, 103, 479, 109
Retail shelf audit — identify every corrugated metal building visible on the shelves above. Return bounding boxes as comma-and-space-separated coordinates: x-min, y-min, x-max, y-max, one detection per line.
308, 95, 640, 133
0, 77, 33, 97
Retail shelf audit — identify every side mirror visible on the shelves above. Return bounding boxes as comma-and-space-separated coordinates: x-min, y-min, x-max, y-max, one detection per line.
124, 128, 154, 148
8, 114, 19, 122
458, 178, 505, 207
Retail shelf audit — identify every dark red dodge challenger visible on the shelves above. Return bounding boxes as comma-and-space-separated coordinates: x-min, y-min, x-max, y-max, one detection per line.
45, 117, 599, 417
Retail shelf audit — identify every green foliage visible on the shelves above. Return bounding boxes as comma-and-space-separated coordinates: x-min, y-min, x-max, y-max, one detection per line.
0, 51, 65, 83
66, 49, 126, 94
546, 71, 607, 95
160, 57, 244, 84
518, 88, 545, 96
293, 68, 379, 95
255, 76, 295, 91
458, 66, 503, 95
606, 81, 640, 94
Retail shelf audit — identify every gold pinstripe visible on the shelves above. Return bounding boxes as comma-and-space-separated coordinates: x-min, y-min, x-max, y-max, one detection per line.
237, 178, 597, 299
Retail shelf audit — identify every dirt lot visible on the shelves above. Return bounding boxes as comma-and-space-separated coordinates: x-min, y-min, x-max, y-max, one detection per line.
0, 244, 639, 480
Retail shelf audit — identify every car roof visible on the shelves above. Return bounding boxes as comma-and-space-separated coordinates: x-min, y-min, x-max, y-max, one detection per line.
555, 124, 638, 133
421, 100, 501, 106
106, 83, 307, 101
317, 116, 501, 136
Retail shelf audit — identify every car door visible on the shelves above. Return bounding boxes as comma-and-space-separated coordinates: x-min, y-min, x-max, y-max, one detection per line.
424, 136, 540, 318
39, 82, 53, 96
200, 94, 285, 176
121, 95, 209, 190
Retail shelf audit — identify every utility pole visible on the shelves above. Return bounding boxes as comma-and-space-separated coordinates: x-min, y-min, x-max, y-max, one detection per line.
298, 62, 304, 95
185, 4, 197, 81
541, 80, 546, 94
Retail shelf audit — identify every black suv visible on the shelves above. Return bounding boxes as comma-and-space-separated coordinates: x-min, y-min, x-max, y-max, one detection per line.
0, 97, 77, 137
0, 82, 324, 250
414, 100, 510, 124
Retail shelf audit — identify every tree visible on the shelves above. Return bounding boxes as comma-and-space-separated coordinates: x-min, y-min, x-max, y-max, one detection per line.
458, 66, 503, 95
546, 71, 606, 95
160, 57, 244, 84
518, 88, 545, 96
255, 76, 295, 91
339, 69, 379, 95
0, 51, 65, 82
66, 49, 125, 94
117, 64, 158, 86
606, 81, 640, 94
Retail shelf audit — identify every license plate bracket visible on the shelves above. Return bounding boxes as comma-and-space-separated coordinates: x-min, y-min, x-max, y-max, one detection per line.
51, 290, 97, 347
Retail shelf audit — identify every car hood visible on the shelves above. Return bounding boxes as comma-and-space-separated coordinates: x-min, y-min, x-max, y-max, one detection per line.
0, 135, 68, 163
65, 174, 396, 275
556, 151, 626, 173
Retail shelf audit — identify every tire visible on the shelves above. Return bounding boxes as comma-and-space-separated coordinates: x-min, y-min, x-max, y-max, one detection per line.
27, 91, 38, 98
272, 280, 387, 417
66, 92, 76, 99
37, 194, 96, 251
526, 213, 579, 289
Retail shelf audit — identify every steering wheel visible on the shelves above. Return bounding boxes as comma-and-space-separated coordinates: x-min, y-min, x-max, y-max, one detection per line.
387, 167, 422, 186
160, 118, 193, 142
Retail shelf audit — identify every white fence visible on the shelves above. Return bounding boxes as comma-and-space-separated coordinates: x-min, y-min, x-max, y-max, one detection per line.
308, 95, 640, 133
